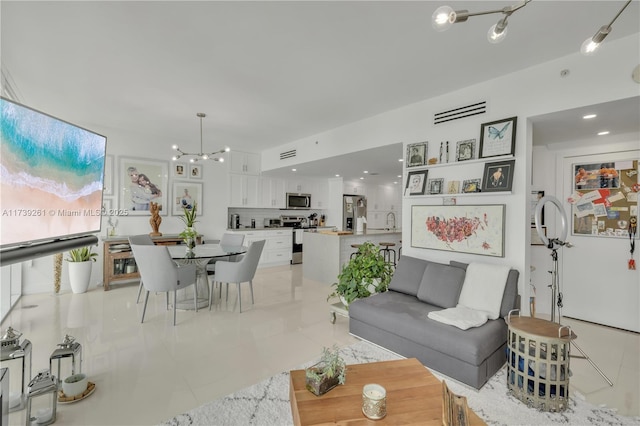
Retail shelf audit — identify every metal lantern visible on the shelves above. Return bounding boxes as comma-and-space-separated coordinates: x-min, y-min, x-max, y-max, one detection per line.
0, 327, 32, 412
49, 335, 82, 386
25, 370, 57, 426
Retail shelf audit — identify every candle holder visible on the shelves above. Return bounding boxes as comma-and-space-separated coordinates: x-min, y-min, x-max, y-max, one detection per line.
49, 335, 82, 388
25, 370, 57, 426
362, 383, 386, 420
0, 327, 32, 412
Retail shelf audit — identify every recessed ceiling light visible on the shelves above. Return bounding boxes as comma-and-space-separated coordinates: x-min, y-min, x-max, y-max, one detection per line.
397, 175, 402, 178
335, 174, 340, 177
583, 114, 597, 119
363, 170, 368, 174
292, 168, 297, 172
359, 177, 364, 180
398, 158, 403, 162
597, 131, 610, 136
393, 181, 398, 184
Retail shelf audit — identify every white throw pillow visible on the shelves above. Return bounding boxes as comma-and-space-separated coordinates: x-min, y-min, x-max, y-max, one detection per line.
457, 262, 510, 320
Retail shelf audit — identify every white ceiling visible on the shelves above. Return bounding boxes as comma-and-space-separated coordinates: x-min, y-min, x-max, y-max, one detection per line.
2, 1, 639, 185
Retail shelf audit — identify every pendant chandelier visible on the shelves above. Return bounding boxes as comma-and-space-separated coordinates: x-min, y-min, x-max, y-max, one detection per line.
171, 113, 229, 162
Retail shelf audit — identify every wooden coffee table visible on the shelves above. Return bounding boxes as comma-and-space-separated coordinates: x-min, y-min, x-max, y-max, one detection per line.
289, 358, 485, 425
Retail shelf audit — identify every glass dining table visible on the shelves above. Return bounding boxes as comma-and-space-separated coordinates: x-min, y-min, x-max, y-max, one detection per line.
167, 244, 247, 310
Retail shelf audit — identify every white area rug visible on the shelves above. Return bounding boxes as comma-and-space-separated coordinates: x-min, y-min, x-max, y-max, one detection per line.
161, 340, 639, 426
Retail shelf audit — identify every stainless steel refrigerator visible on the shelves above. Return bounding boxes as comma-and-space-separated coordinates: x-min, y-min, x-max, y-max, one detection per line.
343, 195, 367, 231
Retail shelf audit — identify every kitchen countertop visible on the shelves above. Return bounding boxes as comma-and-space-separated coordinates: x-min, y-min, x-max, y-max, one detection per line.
227, 227, 292, 231
313, 229, 401, 236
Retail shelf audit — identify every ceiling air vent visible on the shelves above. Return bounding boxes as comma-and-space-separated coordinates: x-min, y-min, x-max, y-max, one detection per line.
434, 101, 487, 125
280, 149, 297, 160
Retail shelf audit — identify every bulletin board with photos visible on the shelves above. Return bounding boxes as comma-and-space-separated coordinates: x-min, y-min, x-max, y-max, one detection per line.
570, 159, 638, 238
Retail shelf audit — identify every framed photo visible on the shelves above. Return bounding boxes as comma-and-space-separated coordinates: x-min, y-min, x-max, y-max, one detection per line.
119, 157, 168, 215
411, 204, 506, 257
405, 170, 428, 196
103, 154, 114, 195
172, 162, 187, 178
531, 226, 546, 246
406, 142, 427, 168
427, 178, 444, 195
462, 178, 481, 193
447, 180, 460, 194
481, 159, 515, 192
455, 139, 476, 162
531, 190, 544, 225
172, 181, 203, 216
574, 161, 620, 190
479, 116, 517, 158
189, 164, 202, 179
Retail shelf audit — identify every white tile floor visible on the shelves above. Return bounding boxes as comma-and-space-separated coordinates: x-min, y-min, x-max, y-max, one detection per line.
2, 264, 638, 425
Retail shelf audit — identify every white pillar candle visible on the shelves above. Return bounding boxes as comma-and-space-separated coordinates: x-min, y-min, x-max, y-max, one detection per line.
362, 383, 387, 419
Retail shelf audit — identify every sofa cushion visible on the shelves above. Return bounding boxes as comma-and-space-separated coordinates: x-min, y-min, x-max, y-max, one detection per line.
388, 255, 429, 297
416, 263, 465, 308
450, 261, 519, 318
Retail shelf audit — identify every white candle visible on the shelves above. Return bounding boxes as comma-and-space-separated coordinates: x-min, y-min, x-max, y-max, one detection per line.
35, 408, 53, 424
363, 384, 386, 400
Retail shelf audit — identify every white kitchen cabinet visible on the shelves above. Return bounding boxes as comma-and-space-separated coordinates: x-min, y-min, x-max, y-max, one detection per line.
260, 177, 286, 208
312, 179, 329, 209
230, 151, 261, 175
287, 178, 311, 194
343, 181, 367, 196
226, 229, 292, 267
229, 174, 260, 207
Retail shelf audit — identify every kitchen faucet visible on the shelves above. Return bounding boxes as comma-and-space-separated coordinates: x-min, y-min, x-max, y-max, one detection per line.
386, 212, 396, 230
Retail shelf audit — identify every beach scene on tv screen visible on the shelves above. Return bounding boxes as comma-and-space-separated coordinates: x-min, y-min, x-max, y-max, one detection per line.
1, 99, 106, 247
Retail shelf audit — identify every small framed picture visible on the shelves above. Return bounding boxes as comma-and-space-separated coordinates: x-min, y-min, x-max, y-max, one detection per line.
172, 162, 187, 178
531, 190, 544, 225
479, 116, 517, 158
455, 139, 476, 162
189, 164, 202, 179
462, 178, 481, 193
482, 159, 515, 192
427, 178, 444, 195
531, 226, 547, 246
447, 181, 460, 194
172, 181, 203, 216
406, 142, 427, 168
406, 170, 428, 195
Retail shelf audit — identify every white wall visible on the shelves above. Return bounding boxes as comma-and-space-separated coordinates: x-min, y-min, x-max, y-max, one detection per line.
262, 34, 640, 311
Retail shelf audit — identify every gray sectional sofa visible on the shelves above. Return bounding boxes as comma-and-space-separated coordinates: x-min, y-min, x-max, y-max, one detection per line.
349, 255, 519, 389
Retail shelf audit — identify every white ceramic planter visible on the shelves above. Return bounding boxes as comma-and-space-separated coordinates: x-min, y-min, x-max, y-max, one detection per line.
68, 261, 93, 294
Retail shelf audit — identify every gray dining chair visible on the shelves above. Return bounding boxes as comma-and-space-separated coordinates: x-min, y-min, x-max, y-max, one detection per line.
130, 244, 198, 325
128, 234, 154, 304
210, 239, 265, 312
206, 233, 246, 281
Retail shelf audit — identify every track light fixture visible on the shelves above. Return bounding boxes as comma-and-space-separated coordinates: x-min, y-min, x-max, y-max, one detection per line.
432, 0, 531, 44
580, 0, 633, 56
171, 113, 230, 163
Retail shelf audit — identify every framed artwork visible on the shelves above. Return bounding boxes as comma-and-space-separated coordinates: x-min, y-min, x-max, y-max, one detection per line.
189, 164, 202, 179
172, 181, 203, 216
406, 170, 428, 195
406, 142, 427, 168
481, 159, 515, 192
574, 161, 620, 190
447, 180, 460, 194
427, 178, 444, 195
531, 226, 546, 246
103, 154, 114, 195
479, 116, 517, 158
411, 204, 506, 257
119, 157, 168, 215
531, 190, 544, 225
455, 139, 476, 162
172, 162, 187, 178
462, 178, 481, 193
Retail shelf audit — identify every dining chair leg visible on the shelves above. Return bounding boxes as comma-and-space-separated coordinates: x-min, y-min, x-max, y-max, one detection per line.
237, 282, 242, 313
141, 291, 150, 323
136, 281, 144, 303
193, 283, 198, 313
249, 280, 254, 305
208, 280, 214, 310
166, 292, 170, 310
226, 283, 229, 302
173, 289, 177, 326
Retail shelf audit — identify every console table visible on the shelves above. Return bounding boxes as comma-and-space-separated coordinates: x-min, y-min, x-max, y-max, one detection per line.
101, 234, 202, 290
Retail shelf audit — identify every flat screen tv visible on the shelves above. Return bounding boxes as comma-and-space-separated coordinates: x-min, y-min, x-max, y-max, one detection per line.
0, 97, 107, 250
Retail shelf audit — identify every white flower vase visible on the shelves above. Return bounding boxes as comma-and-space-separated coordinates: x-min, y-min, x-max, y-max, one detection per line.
68, 261, 93, 294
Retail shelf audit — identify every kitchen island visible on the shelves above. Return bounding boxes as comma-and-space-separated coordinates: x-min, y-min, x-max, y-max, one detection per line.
303, 229, 401, 284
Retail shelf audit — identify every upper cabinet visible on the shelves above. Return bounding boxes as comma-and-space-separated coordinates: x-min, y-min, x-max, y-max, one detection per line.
260, 177, 286, 208
369, 185, 400, 211
229, 174, 260, 207
286, 178, 312, 194
230, 151, 261, 175
343, 181, 367, 197
312, 180, 329, 209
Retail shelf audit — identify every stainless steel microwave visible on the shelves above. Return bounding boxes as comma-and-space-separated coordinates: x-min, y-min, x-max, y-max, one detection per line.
286, 193, 311, 210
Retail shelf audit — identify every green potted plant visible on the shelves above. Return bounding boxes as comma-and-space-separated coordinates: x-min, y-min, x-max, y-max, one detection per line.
328, 241, 393, 308
178, 202, 198, 250
65, 246, 98, 294
305, 345, 347, 396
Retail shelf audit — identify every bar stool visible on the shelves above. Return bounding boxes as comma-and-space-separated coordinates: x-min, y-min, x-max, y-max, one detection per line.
398, 240, 402, 260
379, 242, 397, 268
350, 244, 363, 260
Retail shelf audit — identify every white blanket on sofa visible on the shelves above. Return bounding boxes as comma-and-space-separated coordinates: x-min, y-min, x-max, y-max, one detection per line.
427, 306, 490, 330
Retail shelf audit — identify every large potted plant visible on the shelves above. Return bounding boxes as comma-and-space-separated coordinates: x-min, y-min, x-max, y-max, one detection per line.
328, 241, 393, 308
66, 246, 98, 294
178, 201, 198, 252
